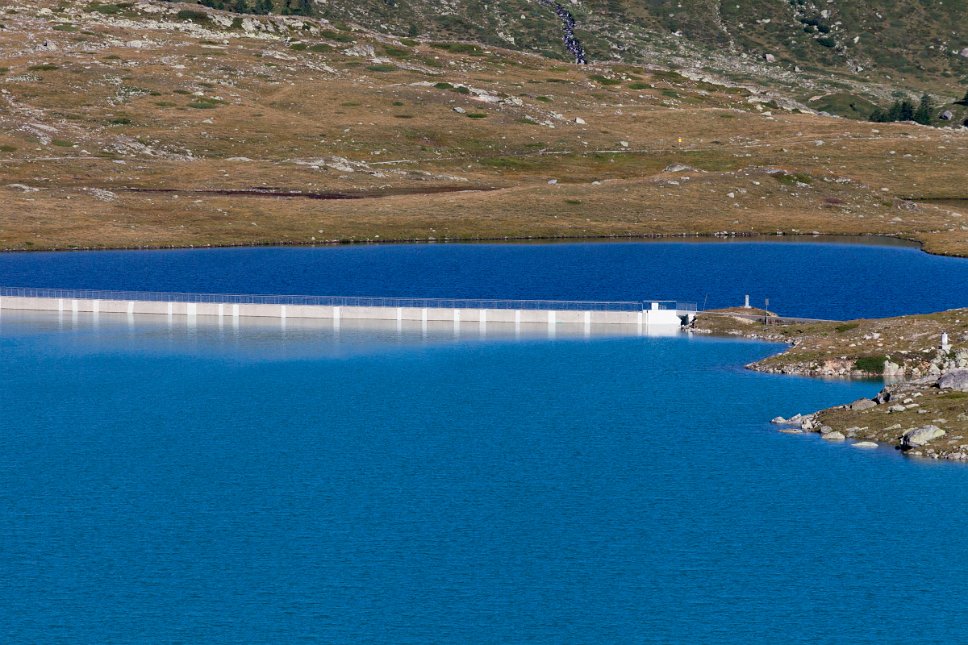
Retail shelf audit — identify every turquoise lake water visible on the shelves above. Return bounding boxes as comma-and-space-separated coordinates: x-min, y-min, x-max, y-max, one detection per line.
2, 242, 968, 642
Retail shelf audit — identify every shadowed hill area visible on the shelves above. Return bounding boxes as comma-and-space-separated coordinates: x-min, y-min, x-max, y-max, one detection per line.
176, 1, 968, 109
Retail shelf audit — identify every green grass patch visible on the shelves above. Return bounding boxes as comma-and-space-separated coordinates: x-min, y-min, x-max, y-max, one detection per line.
940, 391, 968, 400
434, 82, 453, 90
854, 355, 887, 374
383, 46, 412, 59
52, 139, 74, 147
627, 82, 652, 90
651, 69, 686, 83
835, 322, 860, 333
290, 43, 308, 51
154, 101, 176, 107
589, 74, 621, 86
480, 156, 537, 170
108, 117, 132, 125
431, 42, 484, 56
0, 145, 17, 153
308, 43, 332, 53
52, 24, 77, 32
564, 199, 583, 205
535, 96, 552, 103
320, 29, 354, 43
188, 98, 222, 109
466, 113, 487, 119
809, 92, 880, 120
85, 2, 133, 16
394, 114, 415, 119
0, 67, 8, 75
29, 64, 60, 72
366, 64, 397, 73
771, 171, 814, 186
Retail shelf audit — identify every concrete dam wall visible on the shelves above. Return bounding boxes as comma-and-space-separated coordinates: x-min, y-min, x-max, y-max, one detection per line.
0, 289, 696, 335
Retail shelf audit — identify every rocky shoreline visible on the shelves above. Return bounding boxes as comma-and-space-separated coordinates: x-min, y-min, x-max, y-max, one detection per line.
692, 308, 968, 460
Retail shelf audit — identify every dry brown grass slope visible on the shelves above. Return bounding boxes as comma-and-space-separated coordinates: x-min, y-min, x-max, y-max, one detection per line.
1, 1, 967, 253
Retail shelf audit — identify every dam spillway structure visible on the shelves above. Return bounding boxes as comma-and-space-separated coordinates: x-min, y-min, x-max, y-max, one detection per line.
0, 288, 697, 338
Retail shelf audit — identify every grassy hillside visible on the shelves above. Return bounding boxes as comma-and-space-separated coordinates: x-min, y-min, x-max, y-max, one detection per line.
1, 0, 966, 255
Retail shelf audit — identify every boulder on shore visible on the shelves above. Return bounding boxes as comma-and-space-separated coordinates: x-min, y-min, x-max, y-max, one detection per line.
937, 369, 968, 392
822, 432, 846, 441
901, 425, 945, 449
848, 398, 877, 411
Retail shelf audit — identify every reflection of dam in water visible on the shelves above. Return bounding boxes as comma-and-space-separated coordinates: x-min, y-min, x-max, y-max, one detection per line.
0, 288, 697, 338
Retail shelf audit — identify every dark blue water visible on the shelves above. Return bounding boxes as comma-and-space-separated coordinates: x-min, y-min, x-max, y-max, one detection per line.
3, 239, 968, 319
3, 314, 967, 644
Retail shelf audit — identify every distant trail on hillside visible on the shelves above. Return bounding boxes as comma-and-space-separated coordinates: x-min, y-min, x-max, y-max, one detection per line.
537, 0, 588, 64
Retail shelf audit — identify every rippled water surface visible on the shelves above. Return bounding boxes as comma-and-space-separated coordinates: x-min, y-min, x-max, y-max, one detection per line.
2, 241, 968, 643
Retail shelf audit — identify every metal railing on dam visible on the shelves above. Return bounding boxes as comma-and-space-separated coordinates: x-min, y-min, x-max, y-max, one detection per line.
0, 287, 696, 314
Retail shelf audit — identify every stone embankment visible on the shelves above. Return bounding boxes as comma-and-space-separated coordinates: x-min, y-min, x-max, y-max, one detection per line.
692, 308, 968, 461
771, 361, 968, 461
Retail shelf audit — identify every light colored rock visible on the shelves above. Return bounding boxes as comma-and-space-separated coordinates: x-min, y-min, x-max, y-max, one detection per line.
889, 404, 906, 413
771, 416, 787, 425
852, 442, 878, 449
574, 117, 586, 124
453, 107, 466, 114
848, 398, 877, 411
7, 183, 39, 193
883, 360, 904, 377
960, 47, 968, 59
901, 425, 946, 448
764, 53, 776, 63
938, 369, 968, 392
822, 432, 846, 441
344, 44, 375, 58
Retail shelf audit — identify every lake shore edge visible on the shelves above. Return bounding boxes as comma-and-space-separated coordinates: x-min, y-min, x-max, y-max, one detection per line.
692, 308, 968, 461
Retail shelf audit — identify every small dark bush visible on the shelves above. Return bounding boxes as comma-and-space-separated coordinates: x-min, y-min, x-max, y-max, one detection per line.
176, 9, 210, 23
854, 356, 887, 374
